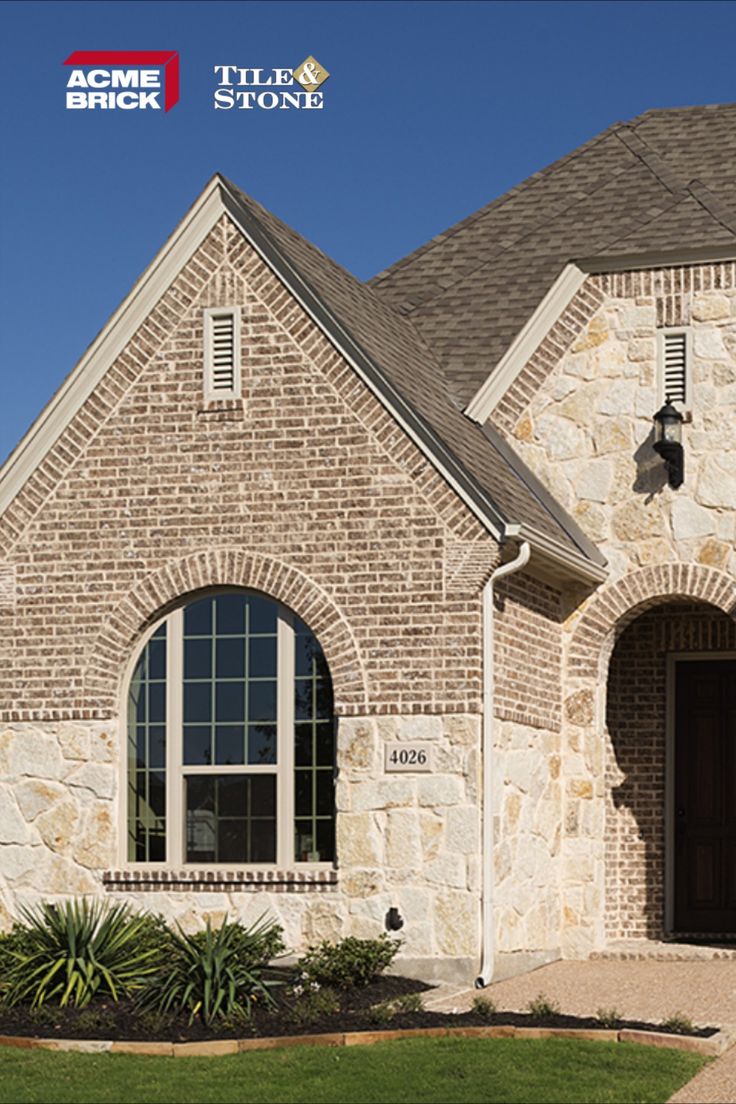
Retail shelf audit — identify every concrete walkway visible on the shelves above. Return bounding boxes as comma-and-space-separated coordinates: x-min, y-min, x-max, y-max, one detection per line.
425, 959, 736, 1102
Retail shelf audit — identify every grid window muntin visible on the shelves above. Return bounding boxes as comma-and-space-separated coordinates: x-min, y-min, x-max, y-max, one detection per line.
124, 589, 335, 869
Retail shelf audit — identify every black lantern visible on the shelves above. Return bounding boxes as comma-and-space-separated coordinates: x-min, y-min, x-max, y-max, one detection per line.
653, 398, 684, 488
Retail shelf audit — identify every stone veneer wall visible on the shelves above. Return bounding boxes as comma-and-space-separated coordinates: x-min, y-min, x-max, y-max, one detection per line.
0, 214, 496, 980
605, 603, 736, 940
491, 572, 564, 970
0, 714, 481, 979
491, 264, 736, 954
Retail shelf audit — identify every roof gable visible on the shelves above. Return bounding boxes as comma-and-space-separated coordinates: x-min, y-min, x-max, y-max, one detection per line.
0, 175, 607, 584
370, 104, 736, 414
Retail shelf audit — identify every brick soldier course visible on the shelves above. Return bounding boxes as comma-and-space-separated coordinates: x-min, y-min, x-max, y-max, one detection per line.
1, 103, 735, 983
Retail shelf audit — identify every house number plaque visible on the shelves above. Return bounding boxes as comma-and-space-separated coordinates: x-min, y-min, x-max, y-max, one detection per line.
384, 743, 433, 773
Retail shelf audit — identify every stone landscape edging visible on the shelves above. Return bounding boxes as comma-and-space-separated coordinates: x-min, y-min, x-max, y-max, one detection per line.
0, 1024, 731, 1058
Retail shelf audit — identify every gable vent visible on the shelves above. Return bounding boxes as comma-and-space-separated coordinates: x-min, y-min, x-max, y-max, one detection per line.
662, 331, 692, 415
661, 331, 688, 405
204, 309, 241, 400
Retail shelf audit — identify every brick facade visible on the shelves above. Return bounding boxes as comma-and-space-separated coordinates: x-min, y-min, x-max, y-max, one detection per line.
0, 216, 496, 723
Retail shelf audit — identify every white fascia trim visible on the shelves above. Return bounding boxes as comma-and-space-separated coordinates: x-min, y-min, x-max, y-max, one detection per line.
464, 263, 586, 424
518, 523, 608, 584
0, 178, 225, 516
578, 245, 736, 274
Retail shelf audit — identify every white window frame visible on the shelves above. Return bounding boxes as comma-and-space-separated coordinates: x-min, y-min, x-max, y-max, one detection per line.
656, 327, 692, 418
203, 307, 241, 402
118, 588, 334, 872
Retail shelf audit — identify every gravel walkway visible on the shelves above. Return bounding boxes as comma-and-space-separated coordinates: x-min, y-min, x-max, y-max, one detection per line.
425, 960, 736, 1102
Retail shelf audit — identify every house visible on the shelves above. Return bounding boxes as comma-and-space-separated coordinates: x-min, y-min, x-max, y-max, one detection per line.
1, 103, 735, 985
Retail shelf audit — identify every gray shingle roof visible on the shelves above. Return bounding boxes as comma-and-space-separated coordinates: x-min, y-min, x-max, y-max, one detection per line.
370, 103, 736, 406
222, 178, 605, 569
222, 104, 736, 577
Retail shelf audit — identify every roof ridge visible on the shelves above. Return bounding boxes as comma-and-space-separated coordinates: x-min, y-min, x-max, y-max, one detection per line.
369, 122, 626, 291
686, 179, 736, 237
400, 157, 655, 323
615, 126, 686, 196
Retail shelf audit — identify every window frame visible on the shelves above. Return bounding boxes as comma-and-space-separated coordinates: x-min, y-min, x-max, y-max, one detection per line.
118, 587, 335, 873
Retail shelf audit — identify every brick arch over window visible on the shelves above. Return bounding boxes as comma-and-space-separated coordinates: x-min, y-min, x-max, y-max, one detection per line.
568, 564, 736, 681
84, 549, 368, 715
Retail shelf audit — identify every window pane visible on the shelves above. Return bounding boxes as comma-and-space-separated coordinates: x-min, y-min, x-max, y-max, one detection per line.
216, 681, 245, 722
295, 770, 311, 817
184, 598, 212, 637
249, 596, 277, 635
185, 774, 276, 864
215, 725, 245, 765
184, 682, 211, 723
249, 636, 276, 678
316, 818, 335, 863
185, 638, 211, 680
295, 679, 313, 720
316, 722, 335, 767
294, 724, 312, 767
184, 726, 212, 766
249, 724, 276, 765
249, 680, 276, 722
215, 594, 246, 636
216, 637, 244, 679
127, 625, 167, 863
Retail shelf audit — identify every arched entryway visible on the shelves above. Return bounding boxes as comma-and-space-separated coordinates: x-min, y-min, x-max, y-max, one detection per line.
563, 565, 736, 955
605, 600, 736, 941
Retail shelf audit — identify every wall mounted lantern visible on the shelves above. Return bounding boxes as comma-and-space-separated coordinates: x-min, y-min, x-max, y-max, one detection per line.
653, 398, 684, 489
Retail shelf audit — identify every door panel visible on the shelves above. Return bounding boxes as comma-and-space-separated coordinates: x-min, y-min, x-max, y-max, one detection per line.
674, 660, 736, 933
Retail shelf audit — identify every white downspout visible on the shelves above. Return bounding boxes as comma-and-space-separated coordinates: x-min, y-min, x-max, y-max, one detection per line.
476, 539, 531, 988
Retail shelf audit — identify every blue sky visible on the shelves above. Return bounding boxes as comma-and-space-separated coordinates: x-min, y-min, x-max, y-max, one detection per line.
1, 0, 736, 460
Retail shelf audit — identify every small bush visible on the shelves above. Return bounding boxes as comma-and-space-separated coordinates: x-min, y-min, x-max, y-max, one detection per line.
527, 993, 560, 1020
367, 999, 395, 1025
596, 1007, 621, 1028
392, 992, 424, 1014
138, 915, 282, 1025
367, 992, 423, 1025
471, 994, 497, 1019
661, 1012, 695, 1035
297, 935, 401, 989
286, 985, 340, 1025
2, 900, 161, 1009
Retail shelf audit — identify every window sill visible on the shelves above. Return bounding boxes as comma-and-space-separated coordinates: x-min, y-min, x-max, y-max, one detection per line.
102, 868, 337, 892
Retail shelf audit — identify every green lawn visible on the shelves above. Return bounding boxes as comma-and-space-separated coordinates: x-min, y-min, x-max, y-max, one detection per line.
0, 1037, 706, 1104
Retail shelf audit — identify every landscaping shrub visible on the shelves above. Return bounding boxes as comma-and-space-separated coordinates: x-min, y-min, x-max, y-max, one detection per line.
137, 915, 282, 1025
471, 994, 496, 1019
661, 1012, 695, 1035
2, 900, 160, 1009
297, 934, 401, 989
596, 1006, 621, 1028
285, 985, 340, 1026
526, 993, 560, 1020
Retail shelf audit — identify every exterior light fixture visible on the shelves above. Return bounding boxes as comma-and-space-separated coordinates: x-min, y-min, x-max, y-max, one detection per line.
653, 398, 684, 489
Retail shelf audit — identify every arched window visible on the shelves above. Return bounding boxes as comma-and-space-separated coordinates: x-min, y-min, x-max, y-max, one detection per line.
126, 591, 336, 867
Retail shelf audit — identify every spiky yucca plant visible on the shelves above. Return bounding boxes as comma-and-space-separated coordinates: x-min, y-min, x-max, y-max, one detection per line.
138, 915, 281, 1025
3, 899, 161, 1009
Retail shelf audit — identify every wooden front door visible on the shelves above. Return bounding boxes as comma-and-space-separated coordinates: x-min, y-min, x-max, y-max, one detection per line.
674, 660, 736, 933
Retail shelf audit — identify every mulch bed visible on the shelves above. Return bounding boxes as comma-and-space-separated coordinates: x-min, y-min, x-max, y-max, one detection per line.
0, 975, 717, 1041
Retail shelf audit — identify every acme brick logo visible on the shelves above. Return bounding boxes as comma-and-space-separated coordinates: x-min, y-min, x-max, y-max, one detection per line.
63, 51, 180, 111
213, 56, 329, 110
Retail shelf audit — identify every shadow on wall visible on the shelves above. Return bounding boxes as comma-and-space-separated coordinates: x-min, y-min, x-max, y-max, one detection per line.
604, 601, 736, 942
632, 428, 668, 502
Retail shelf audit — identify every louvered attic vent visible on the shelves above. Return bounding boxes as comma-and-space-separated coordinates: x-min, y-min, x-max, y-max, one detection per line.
204, 308, 241, 401
658, 329, 691, 410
